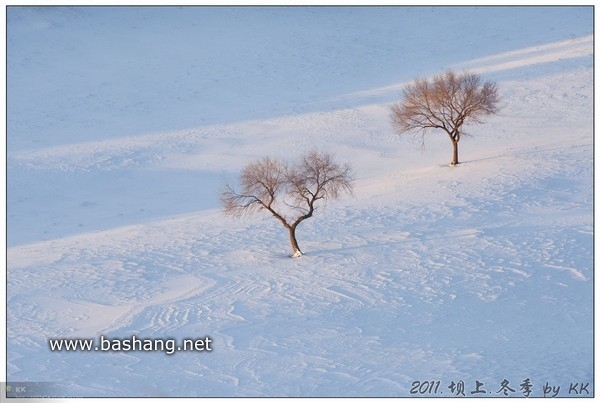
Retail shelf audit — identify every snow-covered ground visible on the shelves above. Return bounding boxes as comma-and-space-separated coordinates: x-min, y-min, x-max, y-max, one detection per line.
5, 6, 593, 399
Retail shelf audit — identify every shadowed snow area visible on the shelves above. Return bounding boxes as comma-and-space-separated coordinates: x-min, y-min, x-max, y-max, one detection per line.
6, 6, 593, 398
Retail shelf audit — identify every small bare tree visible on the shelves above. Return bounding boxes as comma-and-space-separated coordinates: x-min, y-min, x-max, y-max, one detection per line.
221, 150, 353, 257
390, 70, 501, 166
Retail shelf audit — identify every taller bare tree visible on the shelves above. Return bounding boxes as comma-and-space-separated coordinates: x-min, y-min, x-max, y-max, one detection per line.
390, 70, 501, 166
221, 150, 353, 257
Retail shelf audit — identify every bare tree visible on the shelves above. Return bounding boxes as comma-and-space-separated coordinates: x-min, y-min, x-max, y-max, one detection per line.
390, 70, 501, 166
221, 150, 354, 257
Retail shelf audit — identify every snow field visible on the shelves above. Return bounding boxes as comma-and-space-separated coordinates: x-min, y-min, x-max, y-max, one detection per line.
6, 6, 593, 398
8, 68, 593, 396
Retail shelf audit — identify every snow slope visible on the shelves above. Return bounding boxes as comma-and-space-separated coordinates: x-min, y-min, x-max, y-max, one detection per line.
6, 6, 593, 398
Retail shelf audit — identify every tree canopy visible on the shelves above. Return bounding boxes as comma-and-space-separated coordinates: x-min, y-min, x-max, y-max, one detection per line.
390, 70, 501, 165
221, 150, 353, 257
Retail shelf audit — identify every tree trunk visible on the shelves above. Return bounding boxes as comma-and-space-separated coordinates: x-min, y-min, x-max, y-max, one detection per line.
288, 226, 303, 257
450, 140, 459, 166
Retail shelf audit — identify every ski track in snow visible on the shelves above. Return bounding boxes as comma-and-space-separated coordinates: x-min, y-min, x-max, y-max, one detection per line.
6, 10, 593, 398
